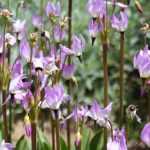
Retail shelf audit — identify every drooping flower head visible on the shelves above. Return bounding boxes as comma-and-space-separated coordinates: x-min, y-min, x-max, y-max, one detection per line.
62, 64, 76, 79
71, 35, 85, 56
111, 10, 128, 32
88, 100, 112, 128
13, 20, 26, 40
32, 14, 43, 29
133, 45, 150, 78
19, 38, 31, 62
60, 35, 85, 58
40, 84, 68, 110
107, 128, 127, 150
87, 0, 106, 19
0, 33, 16, 53
53, 24, 65, 42
71, 105, 89, 122
88, 19, 103, 45
141, 122, 150, 147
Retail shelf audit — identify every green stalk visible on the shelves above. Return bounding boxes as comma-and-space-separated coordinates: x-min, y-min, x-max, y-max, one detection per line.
30, 43, 36, 150
40, 0, 44, 16
2, 23, 9, 142
101, 1, 109, 148
102, 44, 109, 106
119, 32, 125, 128
102, 43, 109, 150
8, 97, 12, 142
2, 90, 9, 142
55, 117, 60, 150
7, 0, 10, 9
67, 0, 72, 149
50, 112, 56, 150
31, 121, 36, 150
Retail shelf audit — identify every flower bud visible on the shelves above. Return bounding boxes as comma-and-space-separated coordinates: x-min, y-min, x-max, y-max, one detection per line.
135, 0, 143, 14
24, 115, 32, 137
75, 130, 82, 148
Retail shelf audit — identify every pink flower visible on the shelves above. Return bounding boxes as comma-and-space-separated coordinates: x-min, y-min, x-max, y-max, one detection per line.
141, 122, 150, 147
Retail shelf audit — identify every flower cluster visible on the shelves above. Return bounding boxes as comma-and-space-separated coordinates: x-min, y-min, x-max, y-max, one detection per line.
87, 0, 128, 45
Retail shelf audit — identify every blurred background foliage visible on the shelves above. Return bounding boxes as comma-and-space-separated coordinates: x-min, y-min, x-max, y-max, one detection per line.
0, 0, 150, 147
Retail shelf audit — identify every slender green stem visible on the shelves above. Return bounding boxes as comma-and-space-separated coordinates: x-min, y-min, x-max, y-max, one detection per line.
2, 90, 9, 142
102, 43, 109, 106
68, 0, 72, 48
7, 0, 10, 9
40, 0, 44, 16
102, 43, 109, 149
50, 112, 56, 150
119, 32, 125, 129
2, 23, 9, 142
56, 118, 60, 150
7, 45, 12, 142
31, 122, 36, 150
29, 46, 33, 78
8, 99, 12, 142
67, 0, 72, 149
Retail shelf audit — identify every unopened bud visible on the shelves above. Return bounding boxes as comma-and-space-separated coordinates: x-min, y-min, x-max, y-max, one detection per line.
24, 115, 32, 137
75, 131, 82, 147
0, 9, 12, 18
135, 0, 143, 14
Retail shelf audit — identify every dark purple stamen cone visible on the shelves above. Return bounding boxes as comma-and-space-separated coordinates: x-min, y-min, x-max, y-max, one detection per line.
92, 37, 96, 46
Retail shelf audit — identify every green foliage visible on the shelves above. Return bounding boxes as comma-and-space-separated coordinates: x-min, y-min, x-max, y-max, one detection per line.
16, 135, 31, 150
89, 130, 103, 150
60, 136, 68, 150
37, 128, 51, 150
81, 127, 90, 150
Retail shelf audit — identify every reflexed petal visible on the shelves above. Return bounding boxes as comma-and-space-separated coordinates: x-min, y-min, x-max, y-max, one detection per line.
54, 25, 65, 42
71, 35, 85, 56
11, 59, 23, 77
111, 11, 128, 32
32, 14, 43, 29
107, 128, 127, 150
87, 0, 106, 18
60, 45, 75, 55
141, 122, 150, 147
45, 1, 61, 17
13, 20, 26, 33
88, 19, 102, 38
19, 38, 31, 61
62, 64, 75, 79
5, 33, 16, 46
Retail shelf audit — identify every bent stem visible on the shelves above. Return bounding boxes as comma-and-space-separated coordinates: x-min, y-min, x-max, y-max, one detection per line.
119, 32, 125, 129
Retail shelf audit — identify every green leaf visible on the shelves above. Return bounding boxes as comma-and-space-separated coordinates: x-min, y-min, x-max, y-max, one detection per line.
89, 130, 102, 150
16, 135, 31, 150
82, 127, 90, 150
60, 136, 68, 150
37, 128, 51, 150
